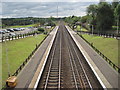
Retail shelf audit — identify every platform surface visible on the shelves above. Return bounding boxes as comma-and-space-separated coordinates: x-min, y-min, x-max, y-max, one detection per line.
15, 26, 58, 88
66, 26, 120, 89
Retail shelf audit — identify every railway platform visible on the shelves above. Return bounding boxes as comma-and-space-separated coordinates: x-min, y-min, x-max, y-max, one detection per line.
14, 24, 119, 89
15, 26, 59, 88
66, 25, 120, 88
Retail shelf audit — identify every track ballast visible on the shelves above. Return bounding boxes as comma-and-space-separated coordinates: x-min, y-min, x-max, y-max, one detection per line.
36, 23, 102, 89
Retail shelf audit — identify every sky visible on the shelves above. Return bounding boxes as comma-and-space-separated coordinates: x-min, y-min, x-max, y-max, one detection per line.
0, 0, 116, 18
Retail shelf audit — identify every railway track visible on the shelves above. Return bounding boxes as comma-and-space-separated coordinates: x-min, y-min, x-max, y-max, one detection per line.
36, 23, 102, 89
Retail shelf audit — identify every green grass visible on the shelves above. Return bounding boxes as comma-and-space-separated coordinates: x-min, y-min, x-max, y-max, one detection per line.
5, 24, 36, 28
1, 34, 46, 87
75, 25, 88, 32
81, 34, 119, 67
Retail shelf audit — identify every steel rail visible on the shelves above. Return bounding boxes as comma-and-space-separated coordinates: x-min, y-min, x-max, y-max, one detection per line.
67, 29, 93, 89
65, 28, 84, 88
63, 29, 79, 89
58, 29, 62, 89
44, 31, 59, 90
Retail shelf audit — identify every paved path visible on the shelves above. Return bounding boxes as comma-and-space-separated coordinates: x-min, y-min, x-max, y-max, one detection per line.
15, 26, 58, 88
66, 26, 120, 88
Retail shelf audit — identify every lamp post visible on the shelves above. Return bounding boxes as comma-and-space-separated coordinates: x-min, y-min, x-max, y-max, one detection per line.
92, 25, 94, 35
117, 16, 119, 35
80, 17, 82, 33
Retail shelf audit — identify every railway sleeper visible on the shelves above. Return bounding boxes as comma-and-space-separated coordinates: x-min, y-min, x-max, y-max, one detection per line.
47, 83, 58, 87
49, 74, 59, 77
48, 80, 58, 83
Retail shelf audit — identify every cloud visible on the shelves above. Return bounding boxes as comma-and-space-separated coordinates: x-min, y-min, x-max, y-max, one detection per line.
1, 2, 98, 18
1, 0, 116, 2
1, 0, 100, 2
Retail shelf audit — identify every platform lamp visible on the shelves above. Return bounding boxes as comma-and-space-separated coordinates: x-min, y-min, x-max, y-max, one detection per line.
91, 15, 94, 35
117, 15, 119, 36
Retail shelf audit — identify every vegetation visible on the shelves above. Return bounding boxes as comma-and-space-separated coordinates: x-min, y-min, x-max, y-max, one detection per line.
2, 17, 57, 28
7, 24, 36, 28
38, 28, 45, 32
64, 16, 81, 29
87, 1, 119, 33
82, 34, 119, 67
75, 26, 88, 32
1, 34, 46, 86
64, 1, 120, 34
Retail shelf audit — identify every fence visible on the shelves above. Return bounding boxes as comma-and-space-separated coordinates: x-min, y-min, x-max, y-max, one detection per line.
11, 33, 48, 76
1, 31, 42, 42
1, 34, 48, 89
1, 27, 56, 89
79, 34, 120, 73
77, 31, 120, 39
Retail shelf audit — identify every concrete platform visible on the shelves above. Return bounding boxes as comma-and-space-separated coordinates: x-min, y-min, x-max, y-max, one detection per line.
15, 26, 59, 88
66, 25, 120, 89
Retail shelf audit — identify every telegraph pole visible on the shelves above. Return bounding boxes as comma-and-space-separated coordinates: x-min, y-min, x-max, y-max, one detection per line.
5, 16, 10, 77
56, 0, 59, 18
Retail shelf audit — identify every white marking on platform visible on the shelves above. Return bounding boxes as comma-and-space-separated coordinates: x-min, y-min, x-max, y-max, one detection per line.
65, 25, 112, 89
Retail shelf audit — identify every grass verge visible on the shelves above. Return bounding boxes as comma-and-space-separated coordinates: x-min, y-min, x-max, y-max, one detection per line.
81, 34, 119, 67
1, 34, 46, 87
75, 25, 88, 32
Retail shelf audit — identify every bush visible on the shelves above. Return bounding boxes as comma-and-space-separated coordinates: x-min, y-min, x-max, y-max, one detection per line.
38, 28, 45, 32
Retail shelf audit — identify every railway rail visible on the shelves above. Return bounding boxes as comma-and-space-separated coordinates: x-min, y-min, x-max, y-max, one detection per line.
36, 24, 102, 89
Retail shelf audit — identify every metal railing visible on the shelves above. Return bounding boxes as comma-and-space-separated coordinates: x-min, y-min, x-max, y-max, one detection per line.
0, 31, 42, 42
77, 31, 120, 39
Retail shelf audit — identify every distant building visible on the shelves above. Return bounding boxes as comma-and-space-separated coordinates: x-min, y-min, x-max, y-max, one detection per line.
46, 26, 51, 29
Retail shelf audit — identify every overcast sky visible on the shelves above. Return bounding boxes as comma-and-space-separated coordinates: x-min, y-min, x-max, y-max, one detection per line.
0, 0, 115, 18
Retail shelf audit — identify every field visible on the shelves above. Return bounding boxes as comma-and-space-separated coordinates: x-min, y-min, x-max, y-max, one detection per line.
1, 34, 46, 86
75, 25, 88, 32
81, 34, 119, 67
5, 24, 36, 28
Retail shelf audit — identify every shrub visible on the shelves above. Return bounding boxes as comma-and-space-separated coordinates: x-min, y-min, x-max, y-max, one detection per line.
38, 28, 45, 32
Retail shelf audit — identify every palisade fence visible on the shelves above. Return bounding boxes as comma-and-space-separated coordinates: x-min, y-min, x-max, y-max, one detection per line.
79, 34, 120, 73
1, 31, 42, 42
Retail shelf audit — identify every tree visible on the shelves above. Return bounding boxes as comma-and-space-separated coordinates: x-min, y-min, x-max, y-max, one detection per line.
114, 3, 120, 34
96, 2, 114, 33
81, 16, 88, 23
112, 0, 119, 10
87, 4, 98, 31
71, 16, 80, 29
37, 28, 45, 32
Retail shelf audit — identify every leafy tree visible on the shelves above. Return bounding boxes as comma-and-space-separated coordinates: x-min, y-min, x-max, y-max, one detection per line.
96, 2, 114, 33
47, 21, 56, 27
87, 4, 98, 31
81, 16, 88, 23
37, 27, 45, 33
114, 3, 120, 24
114, 3, 120, 33
112, 1, 119, 10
